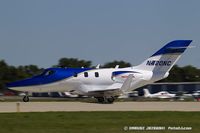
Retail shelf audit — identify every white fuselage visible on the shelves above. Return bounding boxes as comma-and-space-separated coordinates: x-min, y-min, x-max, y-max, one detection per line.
145, 91, 176, 99
7, 40, 192, 99
9, 67, 158, 96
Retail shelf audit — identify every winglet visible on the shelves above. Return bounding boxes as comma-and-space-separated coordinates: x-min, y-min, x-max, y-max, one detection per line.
120, 74, 133, 92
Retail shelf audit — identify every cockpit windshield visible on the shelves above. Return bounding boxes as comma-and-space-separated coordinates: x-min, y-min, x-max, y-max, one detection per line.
41, 70, 55, 76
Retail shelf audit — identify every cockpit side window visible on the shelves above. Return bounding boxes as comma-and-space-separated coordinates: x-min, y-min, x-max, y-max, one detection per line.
43, 70, 55, 76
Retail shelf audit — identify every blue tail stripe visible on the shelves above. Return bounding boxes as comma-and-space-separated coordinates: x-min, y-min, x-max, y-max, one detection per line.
112, 71, 139, 76
151, 40, 192, 57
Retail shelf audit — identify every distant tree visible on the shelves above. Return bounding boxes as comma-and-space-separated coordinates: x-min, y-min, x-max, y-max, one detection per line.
17, 65, 43, 79
0, 60, 10, 89
161, 65, 184, 82
0, 60, 43, 91
160, 65, 200, 82
56, 58, 92, 68
182, 65, 200, 82
102, 60, 131, 68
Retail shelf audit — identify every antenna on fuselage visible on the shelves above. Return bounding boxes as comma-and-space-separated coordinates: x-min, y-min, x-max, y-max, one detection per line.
115, 65, 119, 69
96, 64, 101, 69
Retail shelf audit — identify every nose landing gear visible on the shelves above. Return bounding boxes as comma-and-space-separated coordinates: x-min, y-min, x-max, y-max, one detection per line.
23, 95, 29, 102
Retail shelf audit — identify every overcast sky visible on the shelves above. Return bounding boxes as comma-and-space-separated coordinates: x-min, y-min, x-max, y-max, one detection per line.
0, 0, 199, 68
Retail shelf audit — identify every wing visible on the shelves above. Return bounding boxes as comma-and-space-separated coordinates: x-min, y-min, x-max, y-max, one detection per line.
87, 74, 134, 97
87, 88, 122, 97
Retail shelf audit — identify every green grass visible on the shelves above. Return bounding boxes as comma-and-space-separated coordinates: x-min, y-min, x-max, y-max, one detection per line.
0, 111, 199, 133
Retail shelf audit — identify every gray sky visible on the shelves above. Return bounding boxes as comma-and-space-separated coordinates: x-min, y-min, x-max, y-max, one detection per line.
0, 0, 199, 68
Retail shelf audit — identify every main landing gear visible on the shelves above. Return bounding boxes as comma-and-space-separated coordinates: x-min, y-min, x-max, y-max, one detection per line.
96, 97, 115, 104
23, 95, 29, 102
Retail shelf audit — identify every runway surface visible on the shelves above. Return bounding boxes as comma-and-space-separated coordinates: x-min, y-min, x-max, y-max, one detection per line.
0, 102, 200, 112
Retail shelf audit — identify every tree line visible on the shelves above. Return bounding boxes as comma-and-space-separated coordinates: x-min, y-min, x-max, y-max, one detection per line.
0, 58, 200, 91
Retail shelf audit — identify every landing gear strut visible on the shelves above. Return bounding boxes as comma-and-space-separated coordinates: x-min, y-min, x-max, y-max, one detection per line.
23, 96, 29, 102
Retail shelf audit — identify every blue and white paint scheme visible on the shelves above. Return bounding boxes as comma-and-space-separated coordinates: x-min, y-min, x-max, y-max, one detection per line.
7, 40, 192, 103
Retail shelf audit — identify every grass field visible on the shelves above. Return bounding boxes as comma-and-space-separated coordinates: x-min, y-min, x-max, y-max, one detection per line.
0, 111, 199, 133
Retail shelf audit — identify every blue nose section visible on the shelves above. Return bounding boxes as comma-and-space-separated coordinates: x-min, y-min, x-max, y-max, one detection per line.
6, 67, 93, 88
6, 68, 67, 88
7, 77, 43, 88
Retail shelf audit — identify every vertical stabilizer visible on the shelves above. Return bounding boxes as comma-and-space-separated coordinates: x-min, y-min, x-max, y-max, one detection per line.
135, 40, 192, 73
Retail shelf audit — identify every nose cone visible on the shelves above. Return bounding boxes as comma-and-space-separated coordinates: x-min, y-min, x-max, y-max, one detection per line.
7, 78, 35, 88
6, 68, 69, 92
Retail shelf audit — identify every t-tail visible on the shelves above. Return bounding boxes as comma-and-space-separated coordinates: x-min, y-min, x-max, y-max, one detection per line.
135, 40, 192, 73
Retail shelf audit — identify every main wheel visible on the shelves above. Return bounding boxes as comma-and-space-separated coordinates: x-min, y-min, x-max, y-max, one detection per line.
107, 97, 115, 104
23, 96, 29, 102
96, 97, 104, 103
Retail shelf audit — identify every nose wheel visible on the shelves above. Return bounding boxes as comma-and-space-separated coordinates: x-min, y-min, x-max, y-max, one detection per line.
23, 96, 29, 102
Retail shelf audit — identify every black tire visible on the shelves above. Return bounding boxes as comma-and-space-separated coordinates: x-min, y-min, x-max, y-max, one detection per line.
97, 97, 104, 103
23, 96, 29, 102
107, 97, 115, 104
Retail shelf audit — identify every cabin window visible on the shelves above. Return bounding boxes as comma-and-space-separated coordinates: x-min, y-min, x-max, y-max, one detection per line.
74, 72, 78, 77
84, 72, 88, 77
95, 72, 99, 77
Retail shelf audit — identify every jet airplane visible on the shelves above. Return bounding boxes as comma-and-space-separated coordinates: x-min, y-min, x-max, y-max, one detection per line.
143, 89, 176, 99
7, 40, 192, 103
